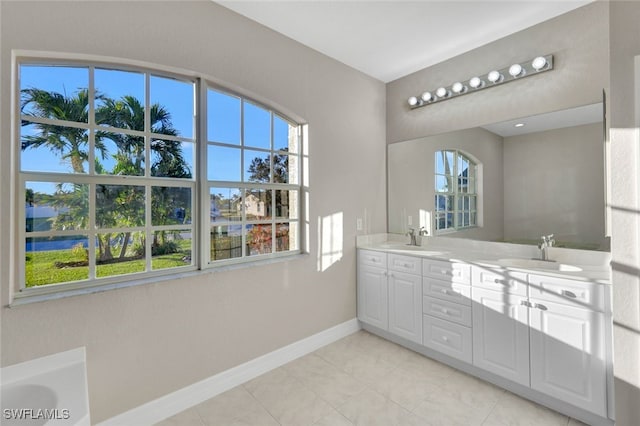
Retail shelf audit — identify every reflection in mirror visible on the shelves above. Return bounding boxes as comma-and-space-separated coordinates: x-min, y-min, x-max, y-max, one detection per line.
388, 103, 608, 251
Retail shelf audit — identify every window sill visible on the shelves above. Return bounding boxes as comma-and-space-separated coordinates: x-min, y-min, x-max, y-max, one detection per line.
9, 252, 308, 307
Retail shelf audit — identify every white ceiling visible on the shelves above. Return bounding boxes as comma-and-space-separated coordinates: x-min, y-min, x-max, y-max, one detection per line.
482, 103, 603, 137
216, 0, 594, 83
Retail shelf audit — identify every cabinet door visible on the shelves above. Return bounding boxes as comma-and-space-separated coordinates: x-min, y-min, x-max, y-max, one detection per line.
472, 288, 530, 386
388, 271, 422, 343
529, 299, 607, 417
357, 265, 388, 330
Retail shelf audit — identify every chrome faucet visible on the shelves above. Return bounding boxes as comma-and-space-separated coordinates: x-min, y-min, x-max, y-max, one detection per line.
538, 234, 555, 261
407, 227, 418, 246
407, 227, 428, 246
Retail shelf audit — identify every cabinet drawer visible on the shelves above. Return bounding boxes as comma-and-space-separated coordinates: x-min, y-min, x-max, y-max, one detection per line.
423, 259, 470, 284
423, 278, 471, 306
423, 315, 472, 363
472, 266, 528, 296
528, 274, 606, 312
389, 253, 422, 275
423, 296, 472, 327
358, 250, 387, 268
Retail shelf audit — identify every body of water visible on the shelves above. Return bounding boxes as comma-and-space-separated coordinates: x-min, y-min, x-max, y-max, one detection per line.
26, 239, 89, 252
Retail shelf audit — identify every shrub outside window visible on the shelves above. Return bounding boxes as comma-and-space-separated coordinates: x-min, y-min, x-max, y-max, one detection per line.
17, 59, 302, 295
434, 150, 477, 232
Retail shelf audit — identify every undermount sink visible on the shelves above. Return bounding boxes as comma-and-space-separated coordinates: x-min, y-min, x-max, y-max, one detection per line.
498, 258, 583, 272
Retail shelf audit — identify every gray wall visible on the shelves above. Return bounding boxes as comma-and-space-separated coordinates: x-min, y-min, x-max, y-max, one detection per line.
609, 1, 640, 424
503, 122, 606, 248
0, 1, 386, 422
386, 1, 609, 143
388, 127, 504, 241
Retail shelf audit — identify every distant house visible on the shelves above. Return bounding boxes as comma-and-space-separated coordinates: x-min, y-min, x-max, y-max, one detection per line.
239, 193, 266, 218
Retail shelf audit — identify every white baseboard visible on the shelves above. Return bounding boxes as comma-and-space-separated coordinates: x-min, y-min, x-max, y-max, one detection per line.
97, 318, 361, 426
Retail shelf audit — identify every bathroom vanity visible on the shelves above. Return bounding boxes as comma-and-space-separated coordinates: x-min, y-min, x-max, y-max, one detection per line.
356, 234, 613, 426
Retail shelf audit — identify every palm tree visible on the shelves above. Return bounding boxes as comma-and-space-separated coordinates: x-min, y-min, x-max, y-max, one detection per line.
95, 96, 192, 258
21, 87, 193, 262
95, 95, 191, 178
21, 88, 106, 173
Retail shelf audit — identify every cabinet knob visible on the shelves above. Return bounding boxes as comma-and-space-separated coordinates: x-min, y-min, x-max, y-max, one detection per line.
442, 336, 449, 342
404, 263, 411, 268
562, 290, 577, 299
534, 303, 548, 311
493, 278, 507, 285
520, 300, 532, 307
441, 289, 449, 295
441, 308, 449, 315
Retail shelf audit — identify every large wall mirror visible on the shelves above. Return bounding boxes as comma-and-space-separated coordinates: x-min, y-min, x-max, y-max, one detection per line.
388, 103, 609, 251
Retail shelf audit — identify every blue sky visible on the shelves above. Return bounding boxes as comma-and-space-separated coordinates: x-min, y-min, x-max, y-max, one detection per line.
20, 64, 294, 197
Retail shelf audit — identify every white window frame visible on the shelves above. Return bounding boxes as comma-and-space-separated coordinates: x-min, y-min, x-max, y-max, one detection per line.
434, 149, 478, 233
201, 84, 303, 268
11, 52, 305, 303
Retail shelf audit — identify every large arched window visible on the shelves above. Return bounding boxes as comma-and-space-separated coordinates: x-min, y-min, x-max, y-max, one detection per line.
434, 150, 477, 231
16, 56, 304, 299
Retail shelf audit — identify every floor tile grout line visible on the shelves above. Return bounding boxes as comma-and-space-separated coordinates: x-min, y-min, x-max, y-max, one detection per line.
240, 381, 283, 426
478, 390, 505, 426
160, 330, 581, 426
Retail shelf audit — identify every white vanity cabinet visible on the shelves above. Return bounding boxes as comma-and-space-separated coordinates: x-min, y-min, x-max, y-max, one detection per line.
422, 259, 473, 363
472, 268, 530, 386
387, 254, 423, 343
472, 267, 609, 417
357, 250, 388, 331
357, 250, 423, 343
356, 242, 612, 424
528, 274, 608, 417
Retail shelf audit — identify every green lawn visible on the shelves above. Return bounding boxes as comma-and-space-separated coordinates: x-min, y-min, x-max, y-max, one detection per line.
25, 240, 192, 287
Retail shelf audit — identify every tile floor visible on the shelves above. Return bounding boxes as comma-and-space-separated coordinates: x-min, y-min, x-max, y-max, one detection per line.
156, 330, 589, 426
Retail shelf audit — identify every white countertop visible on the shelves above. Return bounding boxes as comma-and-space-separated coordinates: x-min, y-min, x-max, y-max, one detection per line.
357, 234, 611, 284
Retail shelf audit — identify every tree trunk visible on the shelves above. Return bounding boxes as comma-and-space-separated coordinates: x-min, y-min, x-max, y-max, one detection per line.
70, 152, 85, 174
100, 233, 113, 261
119, 232, 131, 259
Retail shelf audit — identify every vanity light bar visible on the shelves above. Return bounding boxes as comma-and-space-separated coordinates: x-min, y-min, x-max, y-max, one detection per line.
407, 54, 554, 109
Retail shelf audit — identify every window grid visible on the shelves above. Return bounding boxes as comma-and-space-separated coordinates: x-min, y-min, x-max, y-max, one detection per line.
16, 58, 303, 296
434, 150, 477, 232
205, 87, 301, 265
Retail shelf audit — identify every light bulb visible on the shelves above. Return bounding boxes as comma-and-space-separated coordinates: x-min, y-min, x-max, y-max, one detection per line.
436, 87, 448, 98
509, 63, 523, 77
487, 70, 502, 83
514, 123, 525, 128
408, 96, 419, 106
532, 56, 547, 71
421, 91, 432, 102
469, 77, 483, 89
452, 82, 465, 94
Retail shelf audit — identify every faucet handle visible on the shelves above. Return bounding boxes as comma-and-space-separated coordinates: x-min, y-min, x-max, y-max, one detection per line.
407, 227, 416, 236
419, 227, 428, 236
541, 234, 554, 243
